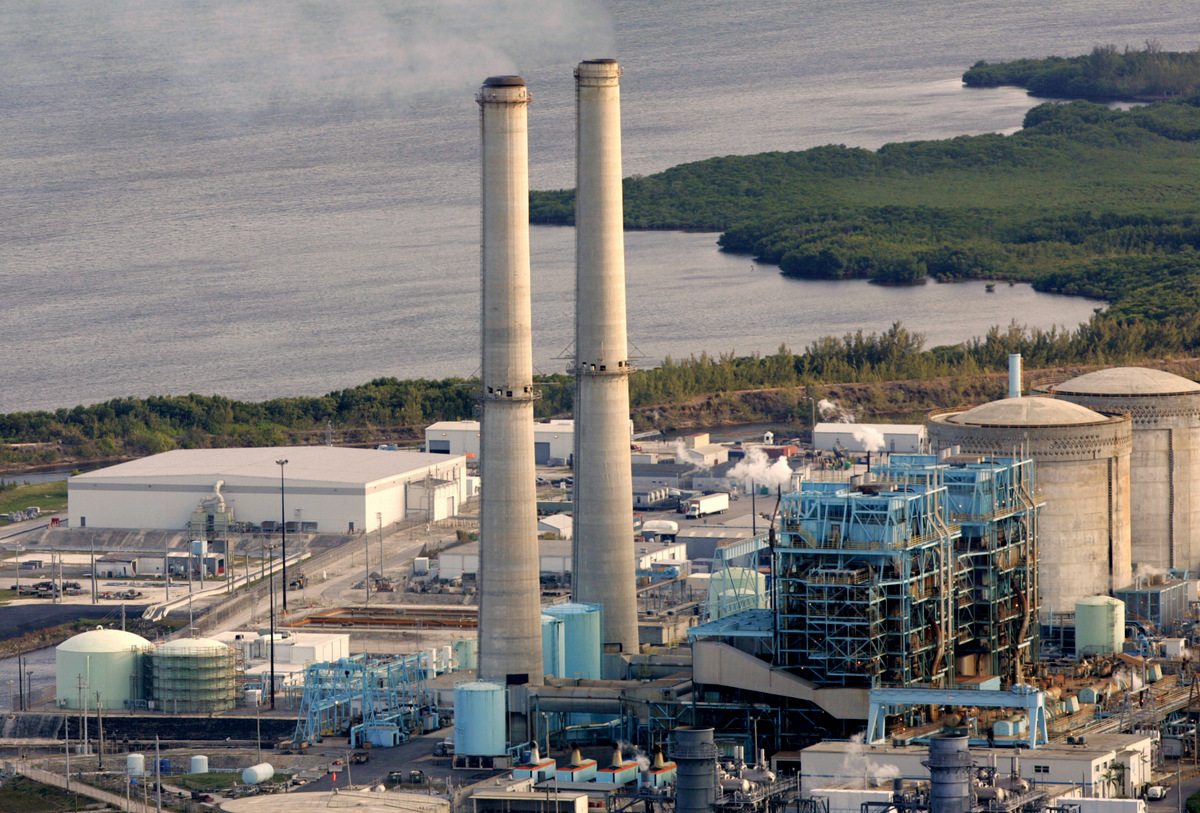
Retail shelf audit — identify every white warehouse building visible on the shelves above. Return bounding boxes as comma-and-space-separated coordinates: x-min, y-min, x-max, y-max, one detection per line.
68, 446, 469, 532
425, 419, 632, 464
812, 422, 926, 454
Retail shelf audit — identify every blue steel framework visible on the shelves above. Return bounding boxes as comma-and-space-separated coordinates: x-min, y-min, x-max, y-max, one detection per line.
293, 653, 429, 747
775, 475, 958, 688
877, 455, 1041, 683
774, 455, 1039, 690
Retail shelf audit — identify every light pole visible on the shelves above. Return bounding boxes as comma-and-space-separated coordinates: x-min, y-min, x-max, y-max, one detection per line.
276, 459, 288, 613
264, 540, 277, 711
376, 512, 384, 578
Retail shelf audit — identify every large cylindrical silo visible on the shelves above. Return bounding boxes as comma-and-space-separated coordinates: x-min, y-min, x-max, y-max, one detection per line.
572, 59, 638, 664
543, 602, 602, 679
928, 396, 1132, 613
454, 681, 507, 756
475, 75, 543, 688
1044, 367, 1200, 574
56, 629, 151, 711
150, 637, 238, 713
672, 727, 718, 813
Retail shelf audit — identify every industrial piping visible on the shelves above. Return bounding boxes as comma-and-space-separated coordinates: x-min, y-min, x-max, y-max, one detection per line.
571, 59, 639, 662
475, 76, 544, 689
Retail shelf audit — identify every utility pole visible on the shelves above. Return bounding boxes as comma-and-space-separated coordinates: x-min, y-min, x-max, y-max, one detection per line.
364, 533, 371, 608
377, 512, 384, 580
277, 458, 288, 613
155, 735, 162, 813
90, 537, 97, 604
96, 692, 103, 771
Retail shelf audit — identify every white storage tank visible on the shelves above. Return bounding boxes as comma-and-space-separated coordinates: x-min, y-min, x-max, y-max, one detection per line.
242, 763, 274, 785
190, 755, 209, 775
56, 628, 152, 711
928, 397, 1132, 613
542, 614, 565, 678
1045, 368, 1200, 574
454, 681, 506, 756
1076, 595, 1126, 656
127, 753, 145, 777
542, 603, 601, 679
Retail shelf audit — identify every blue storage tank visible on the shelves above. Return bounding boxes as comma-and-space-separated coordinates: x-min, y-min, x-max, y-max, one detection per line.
543, 603, 601, 679
454, 681, 506, 756
542, 614, 566, 678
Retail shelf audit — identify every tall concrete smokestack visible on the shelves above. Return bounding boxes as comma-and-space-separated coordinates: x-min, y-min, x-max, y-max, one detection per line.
476, 76, 543, 689
572, 59, 638, 662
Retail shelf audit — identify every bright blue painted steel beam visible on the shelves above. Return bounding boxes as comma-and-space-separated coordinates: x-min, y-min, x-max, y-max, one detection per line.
866, 685, 1048, 749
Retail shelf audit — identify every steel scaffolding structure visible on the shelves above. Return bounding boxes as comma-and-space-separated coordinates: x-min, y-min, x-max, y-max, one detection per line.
293, 652, 430, 747
775, 455, 1040, 691
775, 476, 958, 688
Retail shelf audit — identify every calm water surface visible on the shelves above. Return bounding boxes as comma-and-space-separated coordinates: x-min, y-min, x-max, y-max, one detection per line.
6, 0, 1199, 413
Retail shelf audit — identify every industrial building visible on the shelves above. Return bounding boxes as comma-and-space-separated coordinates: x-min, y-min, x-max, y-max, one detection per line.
1042, 367, 1200, 575
425, 419, 580, 464
813, 423, 927, 454
67, 446, 469, 532
927, 397, 1132, 615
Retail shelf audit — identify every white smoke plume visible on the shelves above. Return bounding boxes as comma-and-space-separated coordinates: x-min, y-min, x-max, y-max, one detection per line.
830, 733, 901, 788
850, 425, 886, 453
728, 447, 793, 491
818, 398, 855, 423
673, 439, 712, 470
9, 1, 616, 126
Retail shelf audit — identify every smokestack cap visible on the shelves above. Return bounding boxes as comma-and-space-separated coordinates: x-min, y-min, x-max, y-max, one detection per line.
575, 59, 621, 83
483, 75, 526, 87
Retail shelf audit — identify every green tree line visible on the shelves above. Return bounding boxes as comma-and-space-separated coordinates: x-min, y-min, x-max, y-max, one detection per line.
7, 315, 1200, 469
963, 44, 1200, 100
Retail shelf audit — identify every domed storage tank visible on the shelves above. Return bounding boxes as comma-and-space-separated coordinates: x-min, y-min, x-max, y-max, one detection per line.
542, 603, 601, 679
1076, 596, 1126, 656
56, 628, 152, 710
150, 637, 238, 713
1044, 367, 1200, 574
454, 681, 506, 756
928, 396, 1132, 613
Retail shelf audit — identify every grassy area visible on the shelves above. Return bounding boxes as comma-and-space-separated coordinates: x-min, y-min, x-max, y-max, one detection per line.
0, 481, 67, 525
0, 775, 112, 812
178, 772, 238, 791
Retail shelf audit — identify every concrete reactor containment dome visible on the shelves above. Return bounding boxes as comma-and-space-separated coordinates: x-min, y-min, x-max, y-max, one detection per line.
1043, 367, 1200, 575
56, 628, 152, 711
928, 396, 1132, 614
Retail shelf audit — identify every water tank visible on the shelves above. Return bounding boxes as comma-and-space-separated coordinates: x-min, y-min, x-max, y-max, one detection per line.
242, 763, 274, 785
928, 397, 1132, 611
1045, 368, 1200, 574
56, 628, 152, 711
541, 614, 565, 678
150, 637, 238, 713
542, 603, 601, 679
1076, 596, 1125, 655
127, 753, 145, 777
453, 638, 478, 671
672, 727, 717, 813
453, 681, 506, 756
190, 755, 209, 775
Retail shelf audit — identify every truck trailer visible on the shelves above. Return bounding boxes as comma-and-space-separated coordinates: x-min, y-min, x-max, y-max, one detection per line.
685, 492, 729, 519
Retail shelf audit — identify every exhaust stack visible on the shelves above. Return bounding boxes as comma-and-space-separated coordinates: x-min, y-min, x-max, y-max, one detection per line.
1008, 353, 1022, 399
571, 59, 639, 662
475, 76, 543, 688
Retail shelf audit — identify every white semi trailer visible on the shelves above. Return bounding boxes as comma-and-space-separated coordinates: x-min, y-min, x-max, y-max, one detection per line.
685, 492, 729, 519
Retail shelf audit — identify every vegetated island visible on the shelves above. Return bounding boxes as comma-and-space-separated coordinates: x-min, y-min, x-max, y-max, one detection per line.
963, 43, 1200, 101
529, 86, 1200, 325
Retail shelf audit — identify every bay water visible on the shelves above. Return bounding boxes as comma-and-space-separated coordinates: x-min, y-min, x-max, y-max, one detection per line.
6, 1, 1199, 413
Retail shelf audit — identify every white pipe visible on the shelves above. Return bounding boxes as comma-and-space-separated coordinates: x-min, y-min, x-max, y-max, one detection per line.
1008, 354, 1022, 399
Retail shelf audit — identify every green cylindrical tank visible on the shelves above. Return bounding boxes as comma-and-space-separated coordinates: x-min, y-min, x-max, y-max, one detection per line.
1075, 596, 1125, 656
